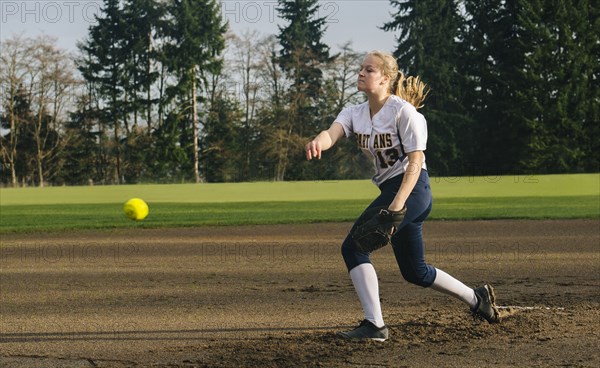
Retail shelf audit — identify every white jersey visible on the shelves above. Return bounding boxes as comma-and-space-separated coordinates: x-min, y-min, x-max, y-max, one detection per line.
335, 95, 428, 186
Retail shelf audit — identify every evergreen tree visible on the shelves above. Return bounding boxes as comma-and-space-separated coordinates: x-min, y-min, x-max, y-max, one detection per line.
76, 48, 112, 184
122, 126, 154, 183
517, 0, 599, 173
60, 95, 104, 185
460, 0, 535, 175
149, 110, 190, 183
584, 1, 600, 172
122, 0, 164, 132
77, 0, 127, 183
199, 93, 242, 182
383, 0, 466, 176
278, 0, 332, 116
163, 0, 227, 182
460, 0, 599, 174
276, 0, 333, 180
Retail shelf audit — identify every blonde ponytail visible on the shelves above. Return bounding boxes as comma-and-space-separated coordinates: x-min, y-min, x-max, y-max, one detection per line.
393, 72, 430, 109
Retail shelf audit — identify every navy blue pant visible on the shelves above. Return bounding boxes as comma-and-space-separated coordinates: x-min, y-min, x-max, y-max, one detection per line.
342, 170, 437, 287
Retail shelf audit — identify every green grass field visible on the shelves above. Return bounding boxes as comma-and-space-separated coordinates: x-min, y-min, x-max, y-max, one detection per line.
0, 174, 598, 233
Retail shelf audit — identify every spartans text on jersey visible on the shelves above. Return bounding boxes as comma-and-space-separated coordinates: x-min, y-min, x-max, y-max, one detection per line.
354, 133, 393, 149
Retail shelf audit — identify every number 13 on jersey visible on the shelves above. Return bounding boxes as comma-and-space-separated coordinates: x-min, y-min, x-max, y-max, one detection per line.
376, 148, 402, 169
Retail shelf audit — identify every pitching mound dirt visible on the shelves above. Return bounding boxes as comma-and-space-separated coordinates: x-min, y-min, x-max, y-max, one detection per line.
1, 220, 598, 367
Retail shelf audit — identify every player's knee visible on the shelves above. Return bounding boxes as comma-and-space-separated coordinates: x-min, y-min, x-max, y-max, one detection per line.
341, 243, 355, 270
400, 269, 424, 286
400, 264, 435, 287
341, 240, 370, 272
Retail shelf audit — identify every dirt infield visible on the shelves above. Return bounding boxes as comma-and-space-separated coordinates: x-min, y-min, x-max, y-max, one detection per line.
1, 220, 599, 367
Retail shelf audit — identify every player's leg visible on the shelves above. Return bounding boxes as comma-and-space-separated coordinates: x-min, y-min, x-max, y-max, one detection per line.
341, 234, 385, 329
339, 190, 398, 340
430, 268, 477, 307
392, 226, 475, 306
393, 221, 500, 322
392, 220, 437, 287
432, 267, 500, 323
340, 220, 389, 329
340, 170, 432, 335
340, 239, 389, 340
391, 171, 500, 322
389, 169, 436, 287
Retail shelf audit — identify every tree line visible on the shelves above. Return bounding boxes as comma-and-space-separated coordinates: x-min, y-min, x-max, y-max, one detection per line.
1, 0, 598, 187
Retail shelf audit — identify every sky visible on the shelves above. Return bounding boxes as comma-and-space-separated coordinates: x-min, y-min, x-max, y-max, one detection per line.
0, 0, 398, 55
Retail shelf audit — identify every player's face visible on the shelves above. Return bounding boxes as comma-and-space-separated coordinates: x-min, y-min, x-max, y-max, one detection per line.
357, 55, 390, 94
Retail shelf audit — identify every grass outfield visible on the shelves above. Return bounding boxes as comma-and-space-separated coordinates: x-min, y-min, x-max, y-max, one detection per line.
0, 174, 598, 233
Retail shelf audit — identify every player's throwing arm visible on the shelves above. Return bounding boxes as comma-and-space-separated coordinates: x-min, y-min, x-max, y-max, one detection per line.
305, 123, 345, 160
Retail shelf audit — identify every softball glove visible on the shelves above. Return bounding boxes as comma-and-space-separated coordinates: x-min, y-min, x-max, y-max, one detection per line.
351, 206, 406, 253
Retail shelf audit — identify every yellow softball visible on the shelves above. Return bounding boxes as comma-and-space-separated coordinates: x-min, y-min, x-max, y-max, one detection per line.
123, 198, 149, 221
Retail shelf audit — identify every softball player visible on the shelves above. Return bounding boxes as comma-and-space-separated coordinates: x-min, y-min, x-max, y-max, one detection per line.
305, 51, 500, 341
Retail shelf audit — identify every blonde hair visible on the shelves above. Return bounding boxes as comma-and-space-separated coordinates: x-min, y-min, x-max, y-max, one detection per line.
367, 51, 430, 109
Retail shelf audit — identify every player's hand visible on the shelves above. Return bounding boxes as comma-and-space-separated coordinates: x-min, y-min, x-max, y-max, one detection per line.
305, 140, 322, 160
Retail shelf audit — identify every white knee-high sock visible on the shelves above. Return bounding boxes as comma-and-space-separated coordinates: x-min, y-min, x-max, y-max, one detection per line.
430, 268, 478, 309
349, 263, 385, 328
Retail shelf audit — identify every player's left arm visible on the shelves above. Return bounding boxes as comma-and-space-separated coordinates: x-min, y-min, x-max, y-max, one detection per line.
388, 150, 425, 212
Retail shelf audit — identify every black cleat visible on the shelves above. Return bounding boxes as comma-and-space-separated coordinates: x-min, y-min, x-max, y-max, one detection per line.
338, 319, 389, 342
472, 284, 501, 323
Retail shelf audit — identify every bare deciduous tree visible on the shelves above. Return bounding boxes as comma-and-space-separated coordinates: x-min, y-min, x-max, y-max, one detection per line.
0, 35, 78, 187
0, 35, 31, 187
328, 42, 365, 112
28, 37, 78, 186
